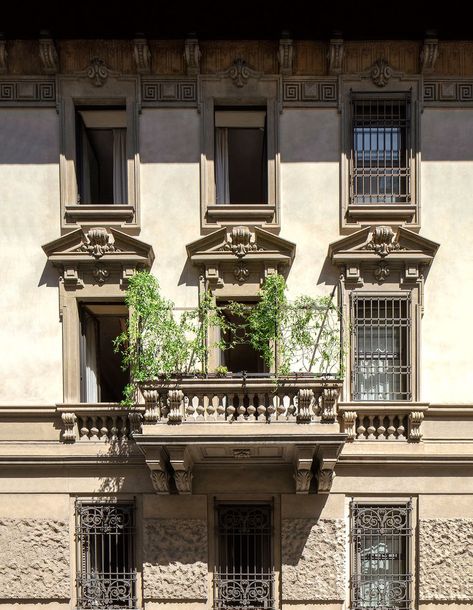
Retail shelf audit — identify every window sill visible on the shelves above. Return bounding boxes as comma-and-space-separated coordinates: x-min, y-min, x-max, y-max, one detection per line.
346, 204, 417, 225
65, 204, 136, 224
206, 204, 276, 224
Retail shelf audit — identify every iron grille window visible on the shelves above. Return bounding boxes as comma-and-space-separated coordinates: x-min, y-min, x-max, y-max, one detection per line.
76, 502, 136, 609
350, 502, 412, 610
352, 296, 411, 401
351, 97, 411, 205
215, 504, 274, 610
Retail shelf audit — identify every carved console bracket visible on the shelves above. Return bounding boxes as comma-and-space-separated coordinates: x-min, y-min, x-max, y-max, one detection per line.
328, 36, 344, 75
0, 36, 7, 74
39, 32, 58, 74
184, 37, 201, 75
315, 445, 340, 494
319, 386, 339, 422
339, 404, 429, 442
134, 36, 151, 73
144, 446, 194, 495
278, 33, 294, 75
294, 445, 314, 494
421, 35, 439, 74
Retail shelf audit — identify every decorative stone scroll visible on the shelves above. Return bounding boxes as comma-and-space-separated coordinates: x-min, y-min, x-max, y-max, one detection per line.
86, 57, 110, 87
221, 225, 259, 258
421, 36, 439, 74
134, 37, 151, 73
366, 225, 401, 257
278, 34, 294, 75
371, 59, 393, 87
76, 227, 118, 258
39, 33, 58, 74
223, 58, 260, 88
328, 36, 344, 75
319, 387, 339, 422
184, 37, 201, 75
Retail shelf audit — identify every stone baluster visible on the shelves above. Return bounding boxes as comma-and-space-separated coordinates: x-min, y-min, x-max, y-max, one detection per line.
109, 416, 119, 442
377, 417, 386, 440
89, 417, 99, 441
79, 417, 89, 440
207, 394, 217, 420
387, 415, 396, 440
247, 393, 256, 421
366, 416, 376, 440
185, 394, 195, 421
99, 417, 109, 441
256, 393, 267, 422
196, 393, 206, 420
216, 394, 226, 420
397, 421, 406, 440
236, 392, 246, 421
356, 422, 367, 439
226, 394, 236, 421
275, 393, 285, 420
286, 394, 296, 421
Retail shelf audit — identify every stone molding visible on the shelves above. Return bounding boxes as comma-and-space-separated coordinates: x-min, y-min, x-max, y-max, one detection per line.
282, 77, 338, 106
419, 518, 473, 601
58, 405, 143, 442
0, 77, 56, 105
143, 518, 208, 600
141, 77, 198, 106
340, 404, 428, 441
424, 79, 473, 105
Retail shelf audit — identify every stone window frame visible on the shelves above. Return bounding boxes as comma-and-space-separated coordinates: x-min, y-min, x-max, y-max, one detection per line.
339, 73, 422, 230
58, 74, 141, 230
199, 73, 281, 230
348, 497, 416, 610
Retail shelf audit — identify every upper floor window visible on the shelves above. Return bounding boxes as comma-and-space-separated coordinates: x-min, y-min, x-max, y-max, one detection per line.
351, 96, 411, 206
76, 502, 136, 609
350, 502, 412, 610
215, 109, 267, 205
351, 295, 411, 401
76, 108, 127, 205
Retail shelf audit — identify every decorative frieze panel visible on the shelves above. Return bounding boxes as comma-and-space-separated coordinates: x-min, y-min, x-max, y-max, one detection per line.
141, 78, 197, 106
143, 519, 208, 600
424, 79, 473, 105
200, 40, 278, 74
341, 407, 427, 441
0, 519, 69, 598
281, 518, 346, 600
0, 78, 56, 105
419, 519, 473, 601
283, 78, 338, 106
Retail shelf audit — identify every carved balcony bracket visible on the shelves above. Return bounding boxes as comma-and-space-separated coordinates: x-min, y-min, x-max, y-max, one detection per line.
134, 37, 151, 73
421, 36, 439, 74
328, 36, 344, 75
320, 387, 339, 422
0, 36, 7, 74
147, 447, 172, 494
278, 34, 294, 75
296, 388, 315, 423
317, 466, 335, 493
168, 446, 194, 495
184, 37, 201, 75
409, 410, 424, 441
39, 33, 58, 74
294, 446, 314, 494
61, 412, 77, 442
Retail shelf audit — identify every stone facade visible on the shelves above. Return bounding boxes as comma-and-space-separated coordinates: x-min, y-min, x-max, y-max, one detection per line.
0, 519, 69, 599
281, 518, 346, 600
143, 518, 208, 600
419, 518, 473, 601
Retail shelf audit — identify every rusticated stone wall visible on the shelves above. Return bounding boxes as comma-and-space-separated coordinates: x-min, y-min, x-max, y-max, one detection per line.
419, 518, 473, 601
0, 519, 69, 599
281, 518, 346, 600
143, 518, 208, 600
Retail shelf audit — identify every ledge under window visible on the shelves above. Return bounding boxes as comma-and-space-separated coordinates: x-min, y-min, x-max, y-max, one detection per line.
65, 204, 136, 224
347, 204, 417, 225
206, 204, 276, 224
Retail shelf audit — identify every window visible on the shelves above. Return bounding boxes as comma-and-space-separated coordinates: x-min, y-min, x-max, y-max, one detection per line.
350, 96, 411, 205
352, 295, 411, 401
76, 108, 127, 205
215, 504, 274, 610
350, 502, 412, 610
215, 109, 267, 205
76, 502, 136, 609
80, 303, 128, 403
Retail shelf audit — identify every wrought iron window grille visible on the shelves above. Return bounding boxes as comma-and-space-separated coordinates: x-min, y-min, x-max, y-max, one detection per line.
350, 95, 411, 205
350, 502, 413, 610
75, 502, 137, 609
351, 295, 411, 401
214, 504, 274, 610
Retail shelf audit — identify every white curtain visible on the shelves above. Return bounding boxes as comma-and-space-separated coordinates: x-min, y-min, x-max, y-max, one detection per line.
113, 128, 127, 204
215, 127, 230, 204
79, 121, 92, 204
85, 315, 99, 402
358, 326, 401, 400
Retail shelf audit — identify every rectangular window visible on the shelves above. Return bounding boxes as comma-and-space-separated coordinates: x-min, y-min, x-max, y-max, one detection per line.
80, 303, 128, 403
352, 296, 411, 401
76, 108, 128, 205
351, 97, 410, 205
350, 502, 412, 610
215, 109, 268, 205
76, 502, 136, 609
215, 504, 274, 610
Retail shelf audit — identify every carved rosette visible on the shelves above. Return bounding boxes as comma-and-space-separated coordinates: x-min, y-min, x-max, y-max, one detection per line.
87, 57, 109, 87
408, 410, 424, 441
371, 59, 392, 87
92, 263, 110, 284
184, 37, 201, 75
133, 37, 151, 73
222, 225, 258, 258
296, 388, 315, 423
328, 37, 344, 75
366, 226, 400, 257
61, 412, 77, 442
320, 387, 339, 422
77, 228, 117, 258
167, 389, 184, 423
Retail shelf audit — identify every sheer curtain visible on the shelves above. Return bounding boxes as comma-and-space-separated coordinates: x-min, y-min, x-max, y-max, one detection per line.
85, 315, 99, 402
79, 120, 92, 203
113, 128, 127, 204
358, 326, 401, 400
215, 127, 230, 204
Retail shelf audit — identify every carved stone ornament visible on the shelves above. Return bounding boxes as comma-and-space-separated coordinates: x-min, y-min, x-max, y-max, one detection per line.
39, 34, 58, 74
167, 389, 184, 423
342, 411, 357, 441
233, 448, 251, 459
278, 35, 294, 75
227, 58, 258, 88
184, 37, 201, 75
374, 261, 390, 282
421, 37, 439, 74
295, 468, 313, 494
133, 37, 151, 73
233, 261, 250, 283
222, 225, 259, 258
87, 57, 109, 87
77, 228, 117, 258
296, 388, 315, 423
174, 469, 193, 494
61, 412, 77, 442
0, 37, 7, 74
409, 410, 424, 441
150, 469, 170, 494
92, 263, 110, 284
366, 225, 400, 257
317, 468, 335, 493
371, 59, 393, 87
320, 387, 339, 422
328, 37, 344, 75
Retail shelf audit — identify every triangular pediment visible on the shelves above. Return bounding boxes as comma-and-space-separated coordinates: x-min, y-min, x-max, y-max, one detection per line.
329, 226, 439, 264
186, 226, 296, 265
43, 227, 155, 267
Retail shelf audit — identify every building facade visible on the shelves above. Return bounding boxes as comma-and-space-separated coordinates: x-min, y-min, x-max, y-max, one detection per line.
1, 32, 473, 610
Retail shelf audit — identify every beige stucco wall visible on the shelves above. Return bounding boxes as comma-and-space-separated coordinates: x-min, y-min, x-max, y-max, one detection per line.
0, 108, 62, 404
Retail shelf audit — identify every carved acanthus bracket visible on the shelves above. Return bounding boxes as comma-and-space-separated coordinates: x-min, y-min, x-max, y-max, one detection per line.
371, 59, 393, 87
168, 446, 193, 495
315, 447, 338, 493
366, 226, 400, 257
222, 226, 259, 258
374, 261, 390, 282
0, 36, 7, 74
225, 58, 260, 88
76, 228, 118, 258
133, 37, 151, 74
408, 410, 424, 441
278, 34, 294, 75
421, 36, 439, 74
319, 387, 339, 422
328, 36, 344, 75
150, 468, 171, 494
296, 388, 315, 423
184, 37, 201, 75
86, 57, 110, 87
39, 33, 58, 74
317, 466, 335, 493
294, 446, 314, 494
